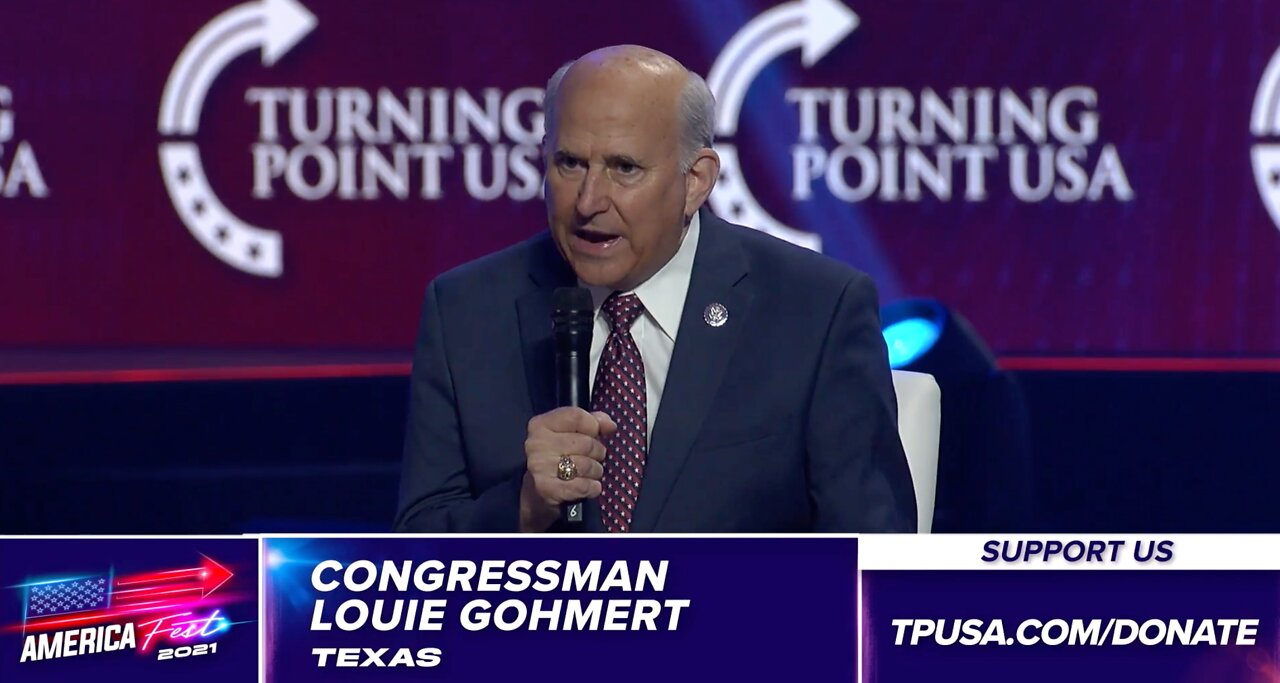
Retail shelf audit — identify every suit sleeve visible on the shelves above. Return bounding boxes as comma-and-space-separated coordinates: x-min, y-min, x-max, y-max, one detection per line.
806, 273, 918, 532
393, 280, 524, 532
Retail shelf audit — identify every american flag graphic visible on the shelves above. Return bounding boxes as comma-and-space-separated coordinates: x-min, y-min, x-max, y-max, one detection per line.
26, 576, 109, 618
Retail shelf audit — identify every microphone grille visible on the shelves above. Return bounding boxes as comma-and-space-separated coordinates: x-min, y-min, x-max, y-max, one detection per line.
552, 286, 594, 315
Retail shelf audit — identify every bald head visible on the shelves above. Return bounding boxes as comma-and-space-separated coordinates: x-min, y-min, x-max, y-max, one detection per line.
540, 44, 721, 291
544, 45, 715, 172
574, 44, 687, 82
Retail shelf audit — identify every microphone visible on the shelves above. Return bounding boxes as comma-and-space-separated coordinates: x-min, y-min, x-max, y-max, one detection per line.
551, 287, 594, 527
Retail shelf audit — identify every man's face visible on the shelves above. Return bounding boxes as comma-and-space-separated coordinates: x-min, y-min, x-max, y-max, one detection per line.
544, 66, 690, 292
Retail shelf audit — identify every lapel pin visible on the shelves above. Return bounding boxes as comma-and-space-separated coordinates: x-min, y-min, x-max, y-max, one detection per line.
703, 302, 729, 327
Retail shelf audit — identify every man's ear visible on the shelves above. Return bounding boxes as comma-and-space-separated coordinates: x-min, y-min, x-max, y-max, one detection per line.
684, 148, 721, 217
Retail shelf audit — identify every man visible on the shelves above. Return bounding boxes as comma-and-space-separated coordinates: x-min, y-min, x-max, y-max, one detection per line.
395, 45, 915, 533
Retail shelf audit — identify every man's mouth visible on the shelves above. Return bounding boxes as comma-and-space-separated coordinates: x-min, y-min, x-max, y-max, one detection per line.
572, 227, 621, 247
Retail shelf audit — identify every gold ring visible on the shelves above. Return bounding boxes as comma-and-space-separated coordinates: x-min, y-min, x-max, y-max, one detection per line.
556, 455, 577, 481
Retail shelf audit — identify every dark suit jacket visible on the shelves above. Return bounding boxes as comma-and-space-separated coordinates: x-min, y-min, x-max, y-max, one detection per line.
394, 210, 916, 532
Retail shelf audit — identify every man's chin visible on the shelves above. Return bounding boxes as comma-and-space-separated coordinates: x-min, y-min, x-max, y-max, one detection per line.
573, 268, 627, 290
568, 257, 641, 289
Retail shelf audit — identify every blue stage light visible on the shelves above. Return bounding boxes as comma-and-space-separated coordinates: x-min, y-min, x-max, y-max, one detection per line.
883, 318, 942, 369
880, 298, 995, 377
879, 298, 1031, 531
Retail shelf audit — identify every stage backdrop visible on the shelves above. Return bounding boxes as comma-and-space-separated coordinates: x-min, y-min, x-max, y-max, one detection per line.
2, 0, 1278, 357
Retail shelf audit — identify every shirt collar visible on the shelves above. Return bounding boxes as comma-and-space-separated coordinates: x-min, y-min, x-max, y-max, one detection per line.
583, 212, 700, 342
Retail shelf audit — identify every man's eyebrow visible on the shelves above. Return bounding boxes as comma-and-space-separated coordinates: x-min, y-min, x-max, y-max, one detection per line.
604, 154, 642, 167
552, 149, 586, 164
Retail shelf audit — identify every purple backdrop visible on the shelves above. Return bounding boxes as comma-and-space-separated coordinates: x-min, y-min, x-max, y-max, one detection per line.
1, 0, 1278, 356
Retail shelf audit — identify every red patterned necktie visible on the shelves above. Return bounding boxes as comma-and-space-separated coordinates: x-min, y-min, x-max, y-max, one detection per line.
591, 292, 647, 533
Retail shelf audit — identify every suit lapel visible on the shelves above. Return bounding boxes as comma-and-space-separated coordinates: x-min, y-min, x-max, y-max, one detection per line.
516, 234, 573, 416
630, 212, 752, 532
515, 233, 606, 532
516, 292, 557, 417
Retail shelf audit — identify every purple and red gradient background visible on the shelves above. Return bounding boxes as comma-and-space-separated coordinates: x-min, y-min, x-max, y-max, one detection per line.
1, 0, 1277, 357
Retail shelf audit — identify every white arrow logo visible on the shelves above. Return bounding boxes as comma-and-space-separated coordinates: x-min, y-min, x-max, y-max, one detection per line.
1251, 42, 1280, 235
157, 0, 316, 277
706, 0, 858, 252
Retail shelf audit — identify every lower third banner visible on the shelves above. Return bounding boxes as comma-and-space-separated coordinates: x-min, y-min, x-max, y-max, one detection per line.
262, 535, 859, 682
860, 536, 1280, 682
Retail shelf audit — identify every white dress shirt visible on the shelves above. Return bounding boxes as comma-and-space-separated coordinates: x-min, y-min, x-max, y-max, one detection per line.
583, 212, 700, 440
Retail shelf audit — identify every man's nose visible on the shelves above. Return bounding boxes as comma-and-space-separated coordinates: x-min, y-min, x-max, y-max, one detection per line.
574, 167, 610, 218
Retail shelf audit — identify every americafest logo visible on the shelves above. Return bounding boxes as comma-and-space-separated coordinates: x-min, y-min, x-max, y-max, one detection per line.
160, 0, 1136, 275
7, 555, 242, 664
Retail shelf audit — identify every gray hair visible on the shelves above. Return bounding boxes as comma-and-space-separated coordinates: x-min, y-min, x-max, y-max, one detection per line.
544, 60, 716, 173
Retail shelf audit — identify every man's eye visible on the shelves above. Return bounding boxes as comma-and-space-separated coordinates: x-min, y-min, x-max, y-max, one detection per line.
557, 157, 583, 170
615, 162, 638, 175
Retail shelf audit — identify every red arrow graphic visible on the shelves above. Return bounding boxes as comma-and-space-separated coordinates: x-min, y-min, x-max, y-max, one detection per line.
113, 555, 234, 602
8, 556, 238, 634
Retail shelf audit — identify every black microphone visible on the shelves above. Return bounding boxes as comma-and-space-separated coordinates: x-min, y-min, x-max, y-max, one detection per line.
551, 287, 594, 527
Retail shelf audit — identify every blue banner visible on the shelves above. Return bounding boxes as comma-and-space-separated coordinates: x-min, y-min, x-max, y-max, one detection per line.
10, 535, 1280, 681
263, 536, 859, 682
859, 536, 1280, 682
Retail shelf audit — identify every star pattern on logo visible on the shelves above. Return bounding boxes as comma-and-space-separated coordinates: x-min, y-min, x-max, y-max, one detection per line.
27, 577, 108, 616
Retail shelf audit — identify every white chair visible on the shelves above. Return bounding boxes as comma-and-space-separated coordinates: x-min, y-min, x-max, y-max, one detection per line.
892, 370, 941, 533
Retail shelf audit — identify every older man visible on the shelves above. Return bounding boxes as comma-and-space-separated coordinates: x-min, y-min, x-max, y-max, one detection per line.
395, 45, 916, 533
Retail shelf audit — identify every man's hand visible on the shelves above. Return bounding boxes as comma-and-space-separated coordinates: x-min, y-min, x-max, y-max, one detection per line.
520, 407, 617, 532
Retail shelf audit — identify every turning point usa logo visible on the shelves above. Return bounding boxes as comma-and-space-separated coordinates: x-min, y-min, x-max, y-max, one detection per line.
8, 555, 241, 664
706, 0, 1135, 251
157, 0, 544, 278
161, 0, 1138, 276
